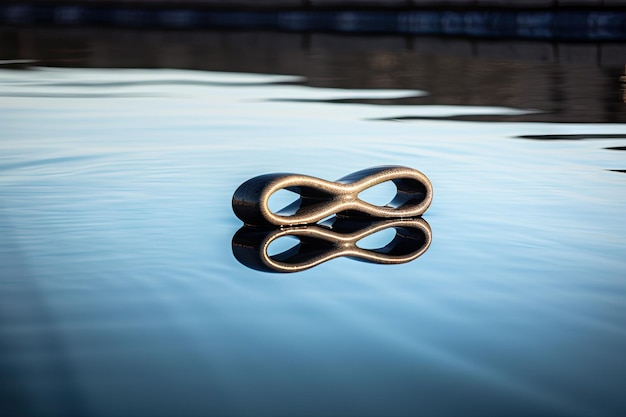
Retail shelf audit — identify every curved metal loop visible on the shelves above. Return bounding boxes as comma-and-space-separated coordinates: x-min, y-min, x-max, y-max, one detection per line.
232, 165, 433, 226
231, 217, 432, 273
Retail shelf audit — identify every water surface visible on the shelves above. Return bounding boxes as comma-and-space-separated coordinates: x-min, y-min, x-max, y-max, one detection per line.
1, 63, 626, 417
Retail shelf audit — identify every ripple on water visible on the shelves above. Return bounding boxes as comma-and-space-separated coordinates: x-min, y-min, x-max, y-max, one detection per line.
1, 68, 626, 416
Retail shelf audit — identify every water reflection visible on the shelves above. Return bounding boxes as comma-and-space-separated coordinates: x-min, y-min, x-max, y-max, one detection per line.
518, 134, 626, 141
517, 134, 626, 172
2, 39, 626, 417
232, 217, 431, 273
2, 27, 625, 123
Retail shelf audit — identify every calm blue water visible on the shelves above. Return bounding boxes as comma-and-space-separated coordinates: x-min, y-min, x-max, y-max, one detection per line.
1, 66, 626, 416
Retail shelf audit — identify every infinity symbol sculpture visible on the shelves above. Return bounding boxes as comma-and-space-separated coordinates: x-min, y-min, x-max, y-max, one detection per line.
232, 166, 433, 226
232, 217, 432, 273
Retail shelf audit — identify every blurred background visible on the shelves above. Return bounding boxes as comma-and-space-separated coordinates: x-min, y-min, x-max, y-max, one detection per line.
2, 1, 626, 417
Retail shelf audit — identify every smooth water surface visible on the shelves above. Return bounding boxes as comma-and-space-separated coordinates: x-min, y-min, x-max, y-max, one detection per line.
1, 64, 626, 416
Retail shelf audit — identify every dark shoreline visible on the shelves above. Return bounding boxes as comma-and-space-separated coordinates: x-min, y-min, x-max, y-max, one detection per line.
2, 4, 626, 41
2, 26, 626, 123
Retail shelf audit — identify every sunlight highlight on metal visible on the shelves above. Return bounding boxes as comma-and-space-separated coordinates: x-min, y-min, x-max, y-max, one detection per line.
232, 166, 433, 226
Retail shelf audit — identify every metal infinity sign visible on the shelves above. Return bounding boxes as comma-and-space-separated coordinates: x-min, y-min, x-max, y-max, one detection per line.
231, 165, 433, 273
232, 166, 433, 226
232, 217, 432, 273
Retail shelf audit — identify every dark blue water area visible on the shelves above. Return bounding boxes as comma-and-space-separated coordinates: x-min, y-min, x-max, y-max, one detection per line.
1, 67, 626, 416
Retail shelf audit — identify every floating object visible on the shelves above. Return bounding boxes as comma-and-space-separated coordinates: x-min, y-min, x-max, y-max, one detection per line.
232, 166, 433, 226
232, 217, 432, 273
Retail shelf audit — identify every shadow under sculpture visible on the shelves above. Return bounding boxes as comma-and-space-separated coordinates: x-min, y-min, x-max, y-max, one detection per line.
232, 217, 432, 273
231, 165, 433, 273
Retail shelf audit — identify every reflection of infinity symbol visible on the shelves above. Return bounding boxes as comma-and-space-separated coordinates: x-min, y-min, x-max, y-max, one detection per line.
232, 217, 431, 273
232, 166, 433, 226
